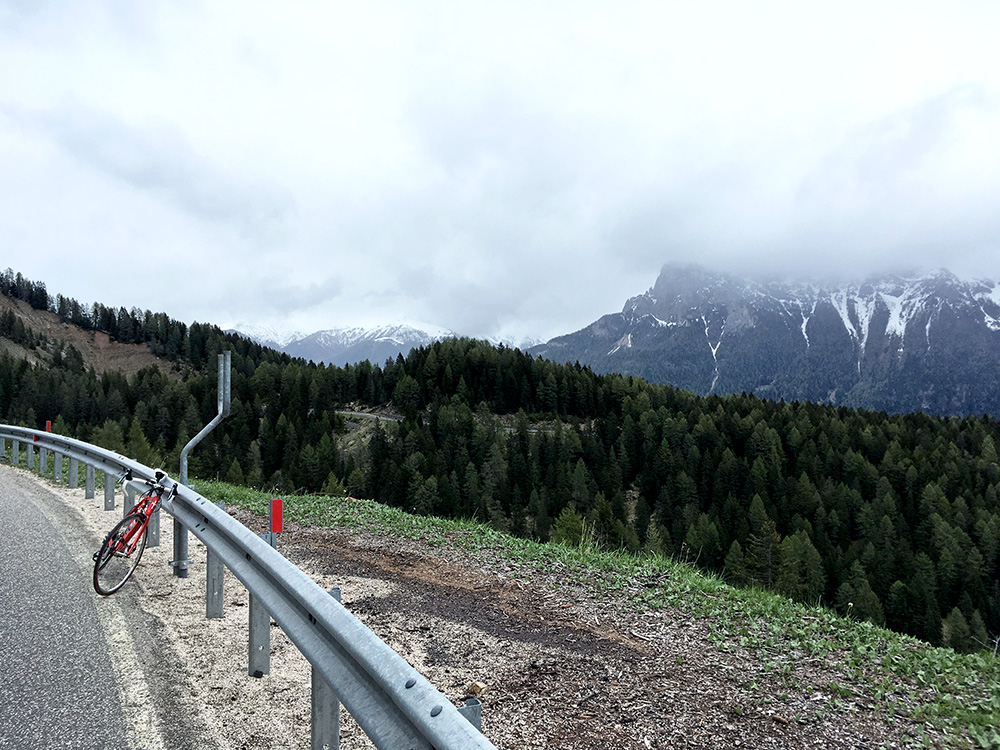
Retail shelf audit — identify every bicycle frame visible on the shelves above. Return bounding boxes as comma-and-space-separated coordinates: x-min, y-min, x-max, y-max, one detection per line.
112, 484, 164, 557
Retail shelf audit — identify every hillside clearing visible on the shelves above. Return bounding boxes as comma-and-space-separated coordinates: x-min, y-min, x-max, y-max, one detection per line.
0, 293, 177, 377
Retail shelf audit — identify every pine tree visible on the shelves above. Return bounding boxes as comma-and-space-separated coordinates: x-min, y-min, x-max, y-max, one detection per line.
413, 476, 440, 515
746, 495, 781, 587
322, 472, 347, 496
226, 458, 245, 485
92, 419, 125, 452
941, 607, 973, 653
724, 540, 751, 587
591, 493, 621, 549
347, 468, 367, 498
776, 530, 825, 605
551, 505, 585, 547
643, 518, 668, 558
969, 610, 990, 653
836, 561, 885, 625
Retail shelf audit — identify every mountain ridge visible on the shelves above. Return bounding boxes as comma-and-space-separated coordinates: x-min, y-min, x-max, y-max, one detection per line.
229, 322, 541, 365
531, 264, 1000, 416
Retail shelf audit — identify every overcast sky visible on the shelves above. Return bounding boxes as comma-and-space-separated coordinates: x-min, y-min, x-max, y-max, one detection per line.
2, 1, 999, 342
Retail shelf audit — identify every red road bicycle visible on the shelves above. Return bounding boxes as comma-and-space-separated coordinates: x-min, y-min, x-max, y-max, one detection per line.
93, 469, 177, 596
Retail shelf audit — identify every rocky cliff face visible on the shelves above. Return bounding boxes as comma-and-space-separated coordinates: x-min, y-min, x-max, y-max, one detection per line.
532, 265, 1000, 416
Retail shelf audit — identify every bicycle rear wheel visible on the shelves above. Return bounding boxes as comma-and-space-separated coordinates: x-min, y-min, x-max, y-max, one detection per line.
93, 513, 148, 596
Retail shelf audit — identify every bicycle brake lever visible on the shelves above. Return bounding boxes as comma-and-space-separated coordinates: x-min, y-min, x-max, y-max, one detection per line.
160, 478, 179, 510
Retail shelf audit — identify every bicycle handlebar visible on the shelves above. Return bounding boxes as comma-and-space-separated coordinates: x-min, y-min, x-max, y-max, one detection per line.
118, 467, 179, 501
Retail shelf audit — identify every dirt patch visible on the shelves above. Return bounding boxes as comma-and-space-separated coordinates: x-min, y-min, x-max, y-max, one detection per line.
240, 509, 935, 749
0, 294, 178, 378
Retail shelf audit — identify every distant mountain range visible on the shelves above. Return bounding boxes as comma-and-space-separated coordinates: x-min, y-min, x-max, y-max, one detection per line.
230, 322, 541, 366
231, 264, 1000, 416
530, 265, 1000, 417
228, 322, 456, 365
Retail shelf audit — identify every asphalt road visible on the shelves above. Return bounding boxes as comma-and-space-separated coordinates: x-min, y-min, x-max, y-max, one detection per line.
0, 466, 221, 750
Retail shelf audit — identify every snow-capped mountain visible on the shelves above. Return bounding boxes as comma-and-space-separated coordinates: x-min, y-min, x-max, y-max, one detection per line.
284, 323, 459, 365
228, 322, 305, 351
230, 322, 459, 365
531, 265, 1000, 416
229, 320, 544, 365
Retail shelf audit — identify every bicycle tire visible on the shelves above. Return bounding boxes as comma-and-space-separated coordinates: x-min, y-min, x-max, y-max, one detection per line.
93, 512, 148, 596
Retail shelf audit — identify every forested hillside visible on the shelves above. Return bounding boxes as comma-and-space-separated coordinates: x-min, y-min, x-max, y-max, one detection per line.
2, 268, 999, 653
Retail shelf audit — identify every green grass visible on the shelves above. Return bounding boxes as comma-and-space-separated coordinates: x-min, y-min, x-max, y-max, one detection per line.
195, 480, 1000, 749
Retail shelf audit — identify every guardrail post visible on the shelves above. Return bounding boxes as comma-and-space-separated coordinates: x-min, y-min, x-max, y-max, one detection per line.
248, 591, 270, 678
69, 457, 78, 489
26, 442, 35, 470
459, 698, 483, 731
149, 507, 160, 548
207, 502, 226, 618
53, 451, 63, 482
248, 529, 276, 677
12, 439, 19, 465
312, 587, 342, 750
104, 472, 115, 510
0, 436, 5, 459
39, 445, 48, 475
171, 520, 190, 578
85, 464, 95, 498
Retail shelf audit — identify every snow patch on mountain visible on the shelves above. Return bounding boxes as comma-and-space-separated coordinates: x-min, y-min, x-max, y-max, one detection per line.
854, 294, 879, 357
228, 322, 305, 348
704, 315, 724, 393
974, 282, 1000, 332
880, 290, 907, 342
608, 333, 633, 356
830, 291, 857, 344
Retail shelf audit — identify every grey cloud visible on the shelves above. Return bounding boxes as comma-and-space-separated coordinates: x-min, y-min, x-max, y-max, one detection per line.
258, 276, 343, 314
405, 82, 609, 218
212, 274, 346, 325
16, 103, 295, 242
0, 0, 163, 51
803, 86, 992, 203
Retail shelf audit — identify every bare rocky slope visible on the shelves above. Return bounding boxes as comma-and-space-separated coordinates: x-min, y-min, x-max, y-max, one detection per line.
0, 294, 176, 377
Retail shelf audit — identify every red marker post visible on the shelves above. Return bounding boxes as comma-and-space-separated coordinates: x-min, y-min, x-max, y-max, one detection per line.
262, 498, 283, 549
270, 498, 283, 534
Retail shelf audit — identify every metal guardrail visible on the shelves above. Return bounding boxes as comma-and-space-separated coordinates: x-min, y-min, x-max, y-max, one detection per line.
0, 424, 497, 750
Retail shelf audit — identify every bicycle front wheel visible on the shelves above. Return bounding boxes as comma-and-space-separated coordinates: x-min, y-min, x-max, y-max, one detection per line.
93, 513, 148, 596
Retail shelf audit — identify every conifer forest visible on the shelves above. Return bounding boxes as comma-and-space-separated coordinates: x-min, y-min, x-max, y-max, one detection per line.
2, 269, 999, 653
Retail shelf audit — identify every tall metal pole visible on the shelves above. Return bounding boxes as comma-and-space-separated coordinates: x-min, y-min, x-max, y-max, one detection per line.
175, 351, 231, 578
